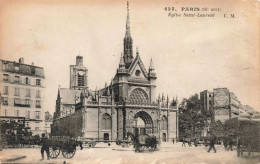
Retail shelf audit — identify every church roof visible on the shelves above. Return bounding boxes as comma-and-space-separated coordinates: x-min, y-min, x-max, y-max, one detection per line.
59, 88, 82, 104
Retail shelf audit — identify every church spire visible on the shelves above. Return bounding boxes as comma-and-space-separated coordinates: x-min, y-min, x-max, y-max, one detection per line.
123, 0, 133, 68
149, 58, 154, 71
149, 58, 156, 78
126, 0, 131, 36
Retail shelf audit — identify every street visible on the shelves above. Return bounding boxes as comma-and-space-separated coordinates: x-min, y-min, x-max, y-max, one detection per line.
1, 142, 259, 163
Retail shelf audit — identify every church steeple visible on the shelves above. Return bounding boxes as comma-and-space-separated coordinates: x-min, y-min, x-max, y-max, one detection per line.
123, 0, 133, 68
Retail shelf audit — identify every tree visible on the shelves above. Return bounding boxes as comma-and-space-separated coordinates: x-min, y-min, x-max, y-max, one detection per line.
178, 94, 209, 139
210, 120, 224, 138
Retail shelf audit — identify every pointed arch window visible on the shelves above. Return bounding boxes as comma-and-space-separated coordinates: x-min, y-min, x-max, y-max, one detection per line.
102, 113, 111, 130
161, 115, 167, 130
129, 88, 148, 104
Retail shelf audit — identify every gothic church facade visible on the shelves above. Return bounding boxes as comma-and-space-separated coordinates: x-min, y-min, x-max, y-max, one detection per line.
52, 1, 178, 142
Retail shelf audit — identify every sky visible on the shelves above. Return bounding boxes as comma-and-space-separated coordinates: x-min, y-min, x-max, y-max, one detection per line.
0, 0, 259, 114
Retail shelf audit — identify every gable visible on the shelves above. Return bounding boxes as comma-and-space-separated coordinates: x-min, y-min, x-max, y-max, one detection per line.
130, 63, 146, 78
129, 55, 148, 78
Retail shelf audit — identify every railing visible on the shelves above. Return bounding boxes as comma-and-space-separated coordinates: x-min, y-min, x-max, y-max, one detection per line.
117, 69, 128, 73
36, 105, 41, 108
14, 103, 30, 107
87, 101, 98, 105
127, 101, 158, 107
128, 77, 150, 84
101, 102, 111, 105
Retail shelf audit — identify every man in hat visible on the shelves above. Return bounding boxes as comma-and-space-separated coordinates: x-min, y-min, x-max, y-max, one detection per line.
40, 133, 50, 160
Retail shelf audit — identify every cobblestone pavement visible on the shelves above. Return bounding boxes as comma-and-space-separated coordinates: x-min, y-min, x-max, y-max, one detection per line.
0, 143, 259, 163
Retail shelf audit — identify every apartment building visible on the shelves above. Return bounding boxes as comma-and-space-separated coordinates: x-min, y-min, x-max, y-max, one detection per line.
0, 58, 45, 135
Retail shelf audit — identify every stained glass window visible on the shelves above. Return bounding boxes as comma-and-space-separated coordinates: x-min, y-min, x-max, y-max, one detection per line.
129, 88, 148, 104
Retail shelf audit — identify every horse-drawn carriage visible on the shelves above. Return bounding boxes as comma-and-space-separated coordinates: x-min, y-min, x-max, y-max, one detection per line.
126, 128, 159, 152
134, 134, 158, 152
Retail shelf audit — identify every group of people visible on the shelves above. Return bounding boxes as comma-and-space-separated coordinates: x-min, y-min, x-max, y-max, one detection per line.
180, 136, 217, 153
180, 135, 238, 154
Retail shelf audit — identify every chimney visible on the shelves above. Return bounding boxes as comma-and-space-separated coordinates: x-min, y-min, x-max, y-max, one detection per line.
19, 58, 24, 64
31, 62, 34, 66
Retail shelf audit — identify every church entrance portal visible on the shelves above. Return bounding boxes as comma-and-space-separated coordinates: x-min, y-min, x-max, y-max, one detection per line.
134, 111, 153, 135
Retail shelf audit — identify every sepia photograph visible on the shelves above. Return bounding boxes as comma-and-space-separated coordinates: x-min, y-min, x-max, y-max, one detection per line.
0, 0, 259, 163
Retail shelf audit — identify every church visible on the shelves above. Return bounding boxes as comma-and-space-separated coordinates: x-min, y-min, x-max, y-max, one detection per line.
52, 1, 178, 142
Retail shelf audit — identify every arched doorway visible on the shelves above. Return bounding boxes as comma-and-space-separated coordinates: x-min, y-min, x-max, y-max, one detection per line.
134, 111, 153, 135
162, 133, 166, 142
104, 133, 109, 140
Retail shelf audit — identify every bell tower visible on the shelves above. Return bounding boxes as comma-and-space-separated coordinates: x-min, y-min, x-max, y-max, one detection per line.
70, 55, 88, 90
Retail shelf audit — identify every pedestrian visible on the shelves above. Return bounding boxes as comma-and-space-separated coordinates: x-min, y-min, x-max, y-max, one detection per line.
188, 139, 192, 147
40, 133, 50, 160
207, 136, 216, 153
78, 141, 83, 150
172, 138, 175, 144
227, 137, 233, 151
194, 138, 198, 147
223, 137, 228, 151
182, 138, 186, 147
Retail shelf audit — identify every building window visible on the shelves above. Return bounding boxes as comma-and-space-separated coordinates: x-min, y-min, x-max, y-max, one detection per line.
3, 97, 8, 105
102, 113, 111, 130
14, 98, 22, 106
14, 87, 20, 96
36, 79, 41, 86
35, 111, 40, 119
77, 74, 84, 87
3, 74, 9, 82
15, 66, 19, 71
161, 115, 167, 130
36, 100, 41, 108
24, 99, 30, 107
36, 90, 41, 98
3, 86, 8, 95
129, 88, 149, 104
15, 76, 20, 83
25, 89, 31, 97
135, 70, 141, 76
27, 111, 30, 119
25, 77, 30, 84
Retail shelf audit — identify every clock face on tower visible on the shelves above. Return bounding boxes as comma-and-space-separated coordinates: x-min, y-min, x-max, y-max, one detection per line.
78, 71, 84, 76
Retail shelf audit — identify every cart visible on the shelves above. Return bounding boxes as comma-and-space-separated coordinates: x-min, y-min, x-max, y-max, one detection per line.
49, 136, 77, 159
237, 118, 260, 157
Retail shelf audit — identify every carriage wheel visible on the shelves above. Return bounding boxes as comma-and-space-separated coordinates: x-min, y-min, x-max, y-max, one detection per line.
61, 141, 76, 159
62, 148, 76, 159
90, 142, 96, 148
49, 146, 60, 159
